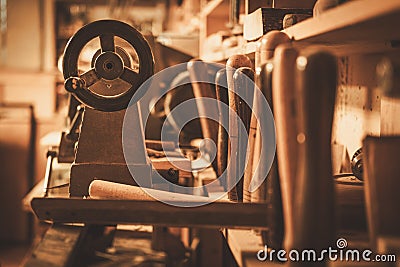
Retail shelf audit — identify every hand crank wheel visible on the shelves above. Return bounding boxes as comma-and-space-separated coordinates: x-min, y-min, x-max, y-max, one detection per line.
63, 20, 154, 112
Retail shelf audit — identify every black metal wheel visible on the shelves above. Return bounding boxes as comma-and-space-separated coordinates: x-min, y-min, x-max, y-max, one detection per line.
63, 20, 154, 112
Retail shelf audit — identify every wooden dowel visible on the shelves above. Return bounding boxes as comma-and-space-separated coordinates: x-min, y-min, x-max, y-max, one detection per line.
89, 180, 230, 203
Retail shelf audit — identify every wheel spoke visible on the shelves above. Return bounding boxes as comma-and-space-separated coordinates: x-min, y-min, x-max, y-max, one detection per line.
120, 67, 140, 86
100, 34, 115, 52
80, 69, 99, 87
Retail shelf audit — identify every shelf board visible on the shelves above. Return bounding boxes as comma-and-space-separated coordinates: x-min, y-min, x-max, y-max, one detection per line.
31, 197, 269, 229
283, 0, 400, 44
202, 42, 257, 62
202, 0, 400, 61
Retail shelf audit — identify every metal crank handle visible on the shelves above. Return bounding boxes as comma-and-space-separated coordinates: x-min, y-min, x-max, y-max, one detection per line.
43, 150, 57, 197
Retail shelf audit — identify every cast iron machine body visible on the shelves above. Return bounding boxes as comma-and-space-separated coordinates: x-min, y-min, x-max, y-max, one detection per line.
62, 20, 154, 196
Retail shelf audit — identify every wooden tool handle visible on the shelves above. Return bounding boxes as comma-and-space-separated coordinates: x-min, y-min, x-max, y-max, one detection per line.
293, 50, 337, 254
226, 55, 253, 202
234, 67, 254, 131
254, 62, 284, 250
247, 31, 291, 203
187, 59, 219, 172
246, 32, 290, 249
272, 44, 299, 250
255, 31, 291, 71
233, 67, 255, 202
215, 69, 229, 181
251, 61, 274, 203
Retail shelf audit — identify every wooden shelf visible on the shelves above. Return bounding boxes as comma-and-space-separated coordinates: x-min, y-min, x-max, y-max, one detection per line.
201, 0, 400, 61
202, 42, 257, 62
31, 197, 269, 229
283, 0, 400, 44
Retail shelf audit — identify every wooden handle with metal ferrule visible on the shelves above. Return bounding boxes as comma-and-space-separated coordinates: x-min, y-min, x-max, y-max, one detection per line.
292, 50, 337, 258
226, 55, 253, 202
215, 69, 229, 182
272, 44, 299, 251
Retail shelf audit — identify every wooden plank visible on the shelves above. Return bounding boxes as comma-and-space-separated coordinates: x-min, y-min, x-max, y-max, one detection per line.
243, 8, 312, 41
22, 181, 44, 212
225, 229, 264, 266
31, 198, 269, 229
23, 224, 83, 267
151, 156, 193, 180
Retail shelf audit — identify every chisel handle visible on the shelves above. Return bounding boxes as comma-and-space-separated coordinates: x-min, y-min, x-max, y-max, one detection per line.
234, 67, 255, 202
215, 69, 229, 181
293, 50, 337, 260
272, 44, 299, 250
187, 59, 219, 172
226, 54, 253, 201
248, 31, 291, 203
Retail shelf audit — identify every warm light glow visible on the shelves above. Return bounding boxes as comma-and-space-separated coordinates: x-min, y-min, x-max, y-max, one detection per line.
297, 133, 306, 144
296, 56, 307, 71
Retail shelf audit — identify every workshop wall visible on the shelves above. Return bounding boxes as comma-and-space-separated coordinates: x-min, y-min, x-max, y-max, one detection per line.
0, 0, 59, 246
332, 50, 400, 171
0, 0, 56, 118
